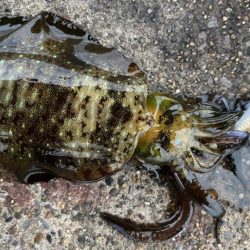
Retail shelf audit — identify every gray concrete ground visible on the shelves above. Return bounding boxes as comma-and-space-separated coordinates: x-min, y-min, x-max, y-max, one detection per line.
0, 0, 249, 249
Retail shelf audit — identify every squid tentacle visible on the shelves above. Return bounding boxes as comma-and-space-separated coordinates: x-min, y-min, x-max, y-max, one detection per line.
192, 112, 239, 127
173, 166, 225, 218
188, 148, 222, 173
101, 168, 193, 242
186, 130, 248, 173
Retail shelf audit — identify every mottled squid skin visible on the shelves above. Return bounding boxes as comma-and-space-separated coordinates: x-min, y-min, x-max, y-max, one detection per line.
0, 59, 149, 181
0, 12, 151, 182
0, 12, 248, 242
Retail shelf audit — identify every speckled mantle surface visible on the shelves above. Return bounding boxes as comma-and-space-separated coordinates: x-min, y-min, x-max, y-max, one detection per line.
0, 0, 249, 249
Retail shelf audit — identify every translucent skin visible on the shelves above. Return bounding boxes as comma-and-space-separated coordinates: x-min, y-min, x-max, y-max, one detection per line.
234, 104, 250, 132
0, 12, 248, 242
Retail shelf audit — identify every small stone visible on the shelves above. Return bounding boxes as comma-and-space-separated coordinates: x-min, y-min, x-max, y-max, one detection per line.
236, 220, 243, 230
127, 209, 133, 216
12, 240, 19, 246
22, 219, 32, 229
117, 176, 125, 186
207, 19, 219, 28
77, 234, 85, 244
14, 212, 22, 219
226, 7, 233, 13
198, 31, 207, 40
223, 16, 228, 22
225, 230, 233, 240
5, 216, 13, 222
39, 218, 51, 230
46, 234, 52, 243
238, 51, 243, 57
27, 212, 32, 218
105, 177, 114, 186
220, 76, 232, 88
239, 193, 244, 199
74, 13, 80, 19
99, 183, 106, 190
223, 35, 230, 48
207, 76, 214, 85
240, 87, 248, 94
137, 214, 145, 220
81, 202, 93, 213
72, 210, 78, 217
13, 205, 22, 213
34, 232, 44, 244
9, 225, 17, 234
109, 188, 119, 196
147, 8, 153, 14
231, 34, 236, 40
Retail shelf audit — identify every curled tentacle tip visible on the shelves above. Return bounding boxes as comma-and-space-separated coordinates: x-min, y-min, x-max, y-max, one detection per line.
100, 194, 193, 242
100, 212, 134, 240
100, 212, 125, 225
100, 212, 117, 225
